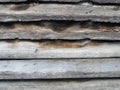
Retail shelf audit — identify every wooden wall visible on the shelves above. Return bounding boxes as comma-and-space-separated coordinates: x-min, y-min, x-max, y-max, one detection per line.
0, 0, 119, 90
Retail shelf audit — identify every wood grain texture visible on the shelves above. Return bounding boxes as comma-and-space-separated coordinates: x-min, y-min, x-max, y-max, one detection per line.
0, 0, 120, 3
0, 80, 120, 90
38, 0, 120, 3
0, 4, 120, 22
0, 59, 119, 79
0, 41, 119, 59
0, 22, 120, 40
0, 0, 26, 2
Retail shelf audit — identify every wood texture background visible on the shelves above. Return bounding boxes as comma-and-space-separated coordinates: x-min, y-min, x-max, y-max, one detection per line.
0, 0, 119, 89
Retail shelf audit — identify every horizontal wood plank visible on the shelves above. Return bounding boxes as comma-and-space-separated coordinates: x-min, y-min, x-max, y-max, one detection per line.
0, 4, 119, 22
0, 59, 119, 79
0, 80, 120, 90
0, 0, 25, 2
0, 41, 120, 59
0, 22, 120, 40
0, 0, 120, 3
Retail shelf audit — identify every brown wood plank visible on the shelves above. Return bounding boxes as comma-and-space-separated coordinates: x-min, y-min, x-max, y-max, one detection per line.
0, 22, 120, 40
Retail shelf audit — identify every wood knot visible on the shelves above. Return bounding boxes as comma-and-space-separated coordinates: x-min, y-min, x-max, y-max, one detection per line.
10, 4, 30, 11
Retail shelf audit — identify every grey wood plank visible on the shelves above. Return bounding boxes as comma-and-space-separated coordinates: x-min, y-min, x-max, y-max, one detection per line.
0, 0, 120, 4
0, 59, 119, 79
39, 0, 120, 3
0, 0, 26, 2
0, 4, 120, 22
0, 41, 120, 59
0, 80, 120, 90
0, 22, 120, 40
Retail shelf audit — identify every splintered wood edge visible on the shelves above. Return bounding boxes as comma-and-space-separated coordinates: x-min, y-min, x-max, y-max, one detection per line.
0, 59, 119, 79
0, 41, 119, 59
0, 4, 119, 22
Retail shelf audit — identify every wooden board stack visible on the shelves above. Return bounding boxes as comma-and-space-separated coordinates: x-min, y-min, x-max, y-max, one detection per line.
0, 0, 120, 90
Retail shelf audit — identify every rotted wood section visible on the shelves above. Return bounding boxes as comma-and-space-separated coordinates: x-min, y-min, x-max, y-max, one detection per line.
0, 0, 119, 89
0, 21, 120, 40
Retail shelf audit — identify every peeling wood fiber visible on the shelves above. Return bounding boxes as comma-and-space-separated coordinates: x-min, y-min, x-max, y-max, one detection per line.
0, 21, 120, 40
0, 4, 120, 22
0, 59, 119, 79
0, 40, 119, 59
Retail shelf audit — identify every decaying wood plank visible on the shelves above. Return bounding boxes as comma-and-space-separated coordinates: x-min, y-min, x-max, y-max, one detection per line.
0, 0, 120, 4
0, 40, 119, 59
0, 4, 120, 22
0, 59, 120, 79
0, 22, 120, 40
0, 80, 120, 90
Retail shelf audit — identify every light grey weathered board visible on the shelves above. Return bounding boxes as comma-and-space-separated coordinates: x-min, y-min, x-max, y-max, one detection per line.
0, 4, 120, 22
0, 59, 119, 79
0, 80, 120, 90
0, 22, 120, 40
0, 41, 120, 59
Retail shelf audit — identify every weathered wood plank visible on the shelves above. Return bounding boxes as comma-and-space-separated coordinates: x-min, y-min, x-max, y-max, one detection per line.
39, 0, 120, 3
0, 80, 120, 90
0, 22, 120, 40
0, 59, 119, 79
0, 0, 26, 2
0, 41, 120, 59
0, 0, 120, 4
0, 4, 120, 22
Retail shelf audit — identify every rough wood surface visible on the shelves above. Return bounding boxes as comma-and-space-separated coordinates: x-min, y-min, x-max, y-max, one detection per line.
0, 41, 120, 59
0, 59, 119, 79
0, 4, 120, 22
0, 22, 120, 40
0, 80, 120, 90
0, 0, 120, 3
0, 0, 26, 2
39, 0, 120, 3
